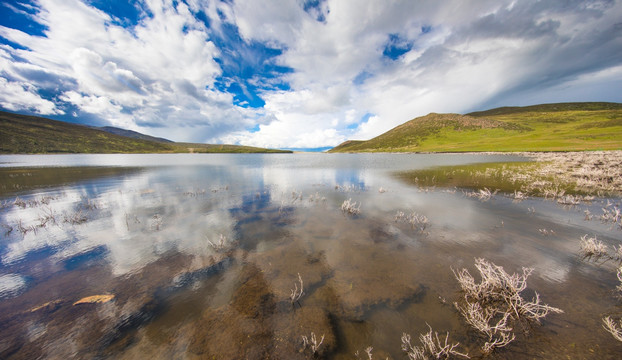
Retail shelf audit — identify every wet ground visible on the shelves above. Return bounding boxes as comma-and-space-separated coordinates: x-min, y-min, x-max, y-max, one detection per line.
0, 153, 621, 359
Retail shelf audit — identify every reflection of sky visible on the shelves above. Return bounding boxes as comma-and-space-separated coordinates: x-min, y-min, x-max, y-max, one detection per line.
1, 153, 619, 290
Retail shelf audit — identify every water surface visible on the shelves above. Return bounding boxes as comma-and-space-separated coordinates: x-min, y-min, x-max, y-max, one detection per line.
0, 153, 620, 359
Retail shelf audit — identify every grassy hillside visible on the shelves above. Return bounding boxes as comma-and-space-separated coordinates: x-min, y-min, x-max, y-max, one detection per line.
0, 111, 291, 154
97, 126, 174, 143
171, 143, 291, 153
329, 102, 622, 152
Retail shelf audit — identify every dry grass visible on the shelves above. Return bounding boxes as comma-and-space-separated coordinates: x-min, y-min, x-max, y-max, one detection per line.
521, 151, 622, 197
290, 273, 304, 305
401, 325, 470, 359
395, 211, 429, 232
341, 198, 361, 215
579, 235, 609, 258
301, 331, 324, 355
603, 316, 622, 342
453, 258, 563, 354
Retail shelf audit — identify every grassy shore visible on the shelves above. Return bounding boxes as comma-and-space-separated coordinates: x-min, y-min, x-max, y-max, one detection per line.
398, 151, 622, 197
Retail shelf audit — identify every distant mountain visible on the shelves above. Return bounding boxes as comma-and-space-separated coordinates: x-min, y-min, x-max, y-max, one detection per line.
329, 102, 622, 153
96, 126, 173, 143
0, 111, 291, 154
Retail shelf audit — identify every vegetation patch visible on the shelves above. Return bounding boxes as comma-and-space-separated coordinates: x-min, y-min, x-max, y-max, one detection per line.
397, 151, 622, 197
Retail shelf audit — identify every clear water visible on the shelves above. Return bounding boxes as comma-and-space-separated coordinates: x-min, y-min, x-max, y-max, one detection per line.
0, 153, 620, 359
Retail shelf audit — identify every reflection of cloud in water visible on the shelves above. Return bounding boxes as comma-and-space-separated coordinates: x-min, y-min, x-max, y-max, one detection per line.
533, 257, 569, 284
0, 273, 27, 298
0, 170, 242, 276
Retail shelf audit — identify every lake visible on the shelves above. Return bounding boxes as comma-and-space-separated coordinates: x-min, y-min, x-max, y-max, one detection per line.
0, 153, 620, 359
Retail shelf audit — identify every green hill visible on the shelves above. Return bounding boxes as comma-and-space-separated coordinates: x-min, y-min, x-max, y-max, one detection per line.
329, 102, 622, 152
0, 111, 291, 154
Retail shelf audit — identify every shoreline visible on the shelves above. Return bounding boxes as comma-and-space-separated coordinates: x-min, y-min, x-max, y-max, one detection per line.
398, 150, 622, 197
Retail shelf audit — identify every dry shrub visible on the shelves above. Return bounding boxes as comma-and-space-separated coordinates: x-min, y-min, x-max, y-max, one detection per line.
453, 258, 563, 354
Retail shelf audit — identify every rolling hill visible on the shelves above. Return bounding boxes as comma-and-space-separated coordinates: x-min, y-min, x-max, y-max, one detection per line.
329, 102, 622, 152
0, 111, 290, 154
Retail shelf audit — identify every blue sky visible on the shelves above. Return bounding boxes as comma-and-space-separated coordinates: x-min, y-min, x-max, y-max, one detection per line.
1, 0, 621, 149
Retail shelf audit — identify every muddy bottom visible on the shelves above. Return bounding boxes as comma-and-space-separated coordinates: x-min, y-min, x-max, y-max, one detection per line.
1, 154, 621, 359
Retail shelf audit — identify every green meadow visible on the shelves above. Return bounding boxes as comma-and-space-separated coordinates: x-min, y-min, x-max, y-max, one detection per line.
330, 102, 622, 153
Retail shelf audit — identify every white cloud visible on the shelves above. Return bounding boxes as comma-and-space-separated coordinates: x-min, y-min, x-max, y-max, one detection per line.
228, 0, 622, 148
0, 0, 250, 139
0, 77, 63, 115
0, 0, 621, 148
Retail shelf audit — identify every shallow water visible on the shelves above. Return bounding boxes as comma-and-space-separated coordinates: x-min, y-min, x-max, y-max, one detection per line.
0, 153, 620, 359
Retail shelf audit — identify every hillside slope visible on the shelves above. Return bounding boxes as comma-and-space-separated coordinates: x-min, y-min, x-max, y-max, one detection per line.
0, 111, 291, 154
0, 111, 175, 154
329, 102, 622, 152
96, 126, 173, 143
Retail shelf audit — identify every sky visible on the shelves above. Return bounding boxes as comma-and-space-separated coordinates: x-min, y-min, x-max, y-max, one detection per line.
1, 0, 621, 150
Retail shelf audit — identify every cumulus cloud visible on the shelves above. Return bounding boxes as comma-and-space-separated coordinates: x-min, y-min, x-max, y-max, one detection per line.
0, 0, 621, 148
0, 0, 247, 137
228, 0, 622, 145
0, 77, 63, 115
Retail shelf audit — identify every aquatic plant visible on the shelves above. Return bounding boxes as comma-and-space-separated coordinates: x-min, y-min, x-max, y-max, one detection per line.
38, 206, 57, 228
301, 331, 324, 355
395, 211, 429, 232
603, 316, 622, 342
354, 346, 376, 360
16, 219, 36, 236
579, 235, 608, 258
538, 229, 555, 236
512, 190, 527, 201
63, 210, 88, 225
13, 196, 27, 208
557, 195, 581, 206
455, 300, 514, 354
149, 214, 162, 231
308, 192, 326, 203
207, 234, 228, 251
464, 188, 496, 201
341, 198, 361, 215
401, 325, 469, 359
453, 258, 562, 354
600, 205, 621, 229
290, 272, 304, 305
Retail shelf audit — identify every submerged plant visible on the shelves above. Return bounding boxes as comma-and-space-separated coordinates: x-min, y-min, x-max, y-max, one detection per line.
354, 346, 377, 360
301, 332, 325, 355
341, 198, 361, 215
149, 214, 162, 231
207, 234, 229, 251
401, 325, 469, 360
395, 211, 429, 232
290, 272, 304, 305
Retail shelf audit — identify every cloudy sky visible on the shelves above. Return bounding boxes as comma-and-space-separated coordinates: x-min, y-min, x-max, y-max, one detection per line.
1, 0, 621, 150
